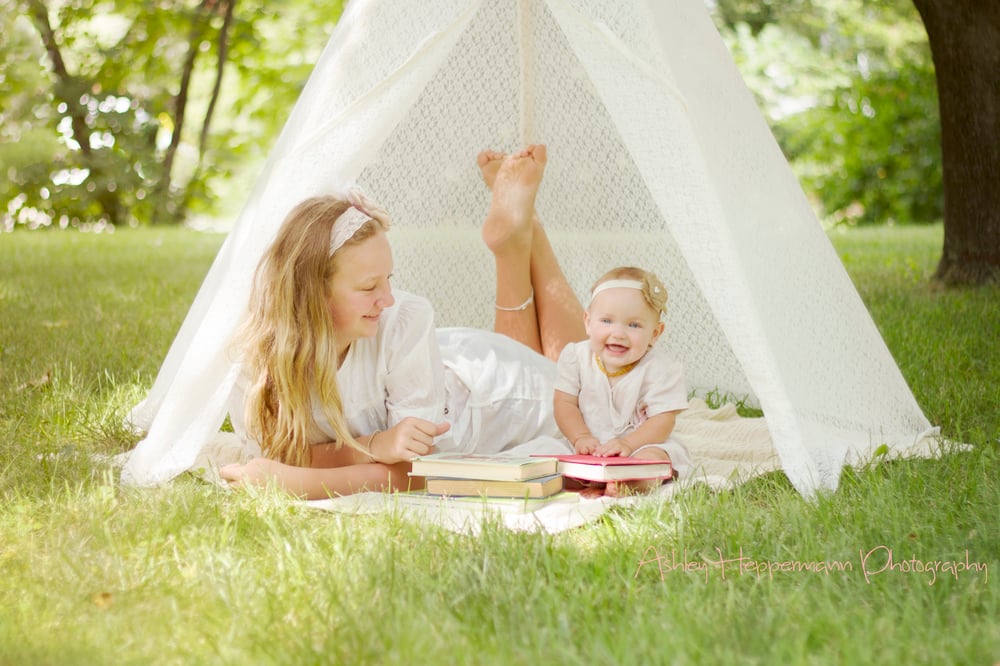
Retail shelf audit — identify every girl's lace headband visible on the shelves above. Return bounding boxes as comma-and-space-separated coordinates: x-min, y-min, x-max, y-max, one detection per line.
329, 189, 377, 255
588, 279, 644, 305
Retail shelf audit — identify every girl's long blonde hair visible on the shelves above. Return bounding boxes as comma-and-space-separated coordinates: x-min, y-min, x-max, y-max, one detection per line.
235, 194, 390, 466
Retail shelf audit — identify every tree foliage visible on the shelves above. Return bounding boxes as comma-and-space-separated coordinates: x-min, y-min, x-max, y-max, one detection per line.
1, 0, 341, 230
712, 0, 941, 226
0, 0, 949, 231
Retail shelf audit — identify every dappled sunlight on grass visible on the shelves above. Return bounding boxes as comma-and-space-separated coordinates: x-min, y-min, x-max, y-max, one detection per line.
0, 226, 997, 664
829, 224, 1000, 440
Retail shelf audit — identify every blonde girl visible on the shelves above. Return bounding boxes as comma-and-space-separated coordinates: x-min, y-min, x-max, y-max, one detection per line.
221, 145, 587, 498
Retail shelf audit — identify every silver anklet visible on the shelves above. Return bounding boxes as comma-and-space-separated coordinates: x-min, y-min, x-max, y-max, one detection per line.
495, 288, 534, 311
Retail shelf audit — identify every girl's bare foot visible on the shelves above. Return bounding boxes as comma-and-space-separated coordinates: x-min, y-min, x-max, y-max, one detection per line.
603, 480, 629, 498
476, 150, 505, 190
481, 144, 547, 256
564, 477, 609, 499
604, 478, 665, 497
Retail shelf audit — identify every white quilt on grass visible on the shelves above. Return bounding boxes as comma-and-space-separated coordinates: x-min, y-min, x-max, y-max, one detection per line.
187, 398, 775, 533
178, 396, 943, 534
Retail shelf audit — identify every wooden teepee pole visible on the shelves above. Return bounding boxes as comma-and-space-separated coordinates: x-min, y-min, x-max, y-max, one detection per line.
517, 0, 535, 145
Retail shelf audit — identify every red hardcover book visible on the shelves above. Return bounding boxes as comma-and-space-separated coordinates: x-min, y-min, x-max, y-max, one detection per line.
535, 454, 674, 483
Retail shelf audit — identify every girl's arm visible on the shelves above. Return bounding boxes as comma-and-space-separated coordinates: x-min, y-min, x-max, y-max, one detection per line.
223, 417, 450, 498
229, 416, 425, 490
553, 389, 599, 455
594, 410, 680, 457
219, 457, 422, 500
382, 295, 450, 428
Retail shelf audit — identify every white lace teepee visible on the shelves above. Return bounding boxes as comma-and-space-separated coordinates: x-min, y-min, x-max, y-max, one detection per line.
121, 0, 938, 495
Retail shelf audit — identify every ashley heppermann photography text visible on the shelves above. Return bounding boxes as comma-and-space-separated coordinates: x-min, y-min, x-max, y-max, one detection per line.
634, 545, 989, 586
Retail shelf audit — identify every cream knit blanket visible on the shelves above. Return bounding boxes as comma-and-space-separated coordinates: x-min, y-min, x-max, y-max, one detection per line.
306, 398, 780, 533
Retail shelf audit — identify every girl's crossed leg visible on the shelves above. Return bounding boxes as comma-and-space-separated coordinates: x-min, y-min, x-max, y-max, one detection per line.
477, 145, 586, 360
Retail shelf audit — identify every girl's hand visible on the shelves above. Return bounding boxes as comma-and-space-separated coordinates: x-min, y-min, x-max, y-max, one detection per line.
369, 417, 450, 463
594, 437, 633, 457
573, 436, 600, 455
219, 457, 286, 488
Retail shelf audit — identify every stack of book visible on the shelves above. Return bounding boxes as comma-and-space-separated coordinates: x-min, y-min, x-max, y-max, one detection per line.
409, 452, 564, 499
401, 452, 674, 515
401, 452, 576, 515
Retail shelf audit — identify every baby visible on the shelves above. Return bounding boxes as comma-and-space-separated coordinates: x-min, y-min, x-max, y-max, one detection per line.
553, 266, 689, 495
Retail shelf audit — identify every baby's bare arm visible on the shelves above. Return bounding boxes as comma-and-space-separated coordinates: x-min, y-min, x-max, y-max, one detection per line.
553, 390, 599, 454
594, 411, 679, 457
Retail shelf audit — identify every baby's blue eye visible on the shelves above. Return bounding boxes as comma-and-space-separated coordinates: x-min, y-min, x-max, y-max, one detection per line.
629, 322, 642, 329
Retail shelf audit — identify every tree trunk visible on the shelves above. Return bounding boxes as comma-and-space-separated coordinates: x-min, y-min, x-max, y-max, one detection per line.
28, 0, 123, 226
152, 0, 216, 225
182, 0, 236, 216
912, 0, 1000, 285
199, 0, 236, 157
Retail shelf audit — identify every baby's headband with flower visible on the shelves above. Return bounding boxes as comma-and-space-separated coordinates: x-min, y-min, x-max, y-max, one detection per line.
589, 275, 668, 316
329, 188, 387, 255
589, 279, 644, 303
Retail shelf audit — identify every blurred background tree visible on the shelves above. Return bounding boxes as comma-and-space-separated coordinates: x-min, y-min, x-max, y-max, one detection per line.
712, 0, 941, 227
909, 0, 999, 285
4, 1, 995, 283
714, 0, 998, 284
1, 0, 342, 230
2, 0, 938, 231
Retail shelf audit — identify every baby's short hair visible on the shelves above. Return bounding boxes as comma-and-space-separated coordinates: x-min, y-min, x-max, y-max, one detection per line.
590, 266, 668, 318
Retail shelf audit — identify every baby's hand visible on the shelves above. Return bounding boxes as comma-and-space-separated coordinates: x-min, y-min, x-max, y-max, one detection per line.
594, 438, 633, 457
573, 436, 600, 455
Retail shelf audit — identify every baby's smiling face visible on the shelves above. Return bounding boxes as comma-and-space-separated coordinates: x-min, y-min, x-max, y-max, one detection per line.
584, 287, 664, 373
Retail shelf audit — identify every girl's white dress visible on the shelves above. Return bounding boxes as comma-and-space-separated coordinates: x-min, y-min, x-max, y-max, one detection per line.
554, 340, 692, 475
228, 290, 573, 457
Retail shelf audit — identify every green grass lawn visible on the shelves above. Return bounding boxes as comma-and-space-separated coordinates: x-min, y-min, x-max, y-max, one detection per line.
1, 225, 997, 665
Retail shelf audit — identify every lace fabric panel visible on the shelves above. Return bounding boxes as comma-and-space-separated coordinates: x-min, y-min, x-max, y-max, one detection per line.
642, 0, 932, 438
360, 0, 521, 330
288, 0, 478, 145
368, 0, 930, 491
364, 0, 753, 401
